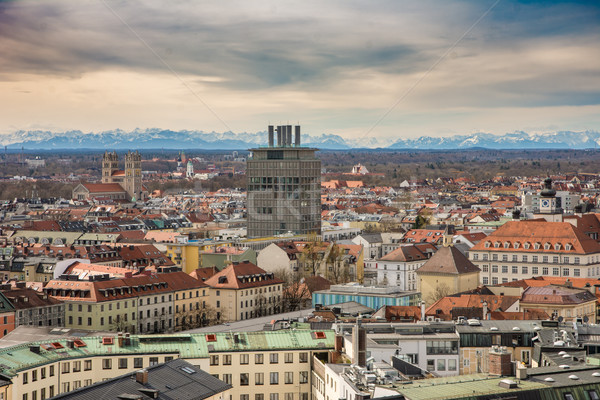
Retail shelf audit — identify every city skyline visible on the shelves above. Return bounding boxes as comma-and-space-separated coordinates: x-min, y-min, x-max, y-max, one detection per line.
0, 0, 599, 139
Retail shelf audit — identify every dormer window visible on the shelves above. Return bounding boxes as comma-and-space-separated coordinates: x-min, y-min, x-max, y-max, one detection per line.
534, 243, 541, 250
554, 243, 561, 251
524, 242, 531, 249
503, 242, 510, 249
494, 242, 500, 248
565, 243, 572, 251
514, 242, 520, 249
544, 243, 551, 250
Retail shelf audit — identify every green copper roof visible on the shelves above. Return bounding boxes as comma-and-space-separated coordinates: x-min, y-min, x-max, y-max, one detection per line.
0, 330, 334, 377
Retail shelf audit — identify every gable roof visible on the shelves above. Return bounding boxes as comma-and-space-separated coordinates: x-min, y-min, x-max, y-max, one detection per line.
204, 262, 283, 290
416, 246, 480, 275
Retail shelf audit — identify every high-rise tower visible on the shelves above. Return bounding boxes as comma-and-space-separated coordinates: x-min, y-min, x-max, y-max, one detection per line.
124, 150, 142, 201
247, 124, 321, 238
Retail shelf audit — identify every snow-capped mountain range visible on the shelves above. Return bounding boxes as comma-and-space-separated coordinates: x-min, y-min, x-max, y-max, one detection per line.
0, 129, 598, 150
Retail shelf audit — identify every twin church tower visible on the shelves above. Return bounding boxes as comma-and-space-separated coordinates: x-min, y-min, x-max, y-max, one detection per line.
101, 151, 144, 201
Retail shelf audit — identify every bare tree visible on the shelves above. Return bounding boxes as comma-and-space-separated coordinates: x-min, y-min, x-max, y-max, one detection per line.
299, 240, 325, 276
276, 268, 312, 312
325, 244, 350, 284
426, 283, 451, 306
176, 302, 219, 331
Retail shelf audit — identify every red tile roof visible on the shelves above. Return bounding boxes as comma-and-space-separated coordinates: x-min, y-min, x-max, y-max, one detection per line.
204, 262, 283, 290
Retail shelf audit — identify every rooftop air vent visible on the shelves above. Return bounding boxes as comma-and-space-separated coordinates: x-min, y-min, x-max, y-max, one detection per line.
544, 377, 555, 382
568, 375, 579, 380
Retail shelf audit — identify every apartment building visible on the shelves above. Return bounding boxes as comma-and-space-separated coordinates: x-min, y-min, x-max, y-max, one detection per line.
365, 243, 437, 290
204, 262, 283, 322
43, 271, 207, 333
469, 220, 600, 285
0, 330, 334, 400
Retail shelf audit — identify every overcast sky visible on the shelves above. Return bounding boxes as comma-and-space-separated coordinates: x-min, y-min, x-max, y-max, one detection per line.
0, 0, 599, 140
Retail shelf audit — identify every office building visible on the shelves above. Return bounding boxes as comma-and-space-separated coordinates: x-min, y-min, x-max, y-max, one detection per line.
247, 125, 321, 238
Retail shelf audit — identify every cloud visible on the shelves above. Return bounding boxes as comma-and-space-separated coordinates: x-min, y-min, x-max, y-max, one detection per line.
0, 0, 598, 137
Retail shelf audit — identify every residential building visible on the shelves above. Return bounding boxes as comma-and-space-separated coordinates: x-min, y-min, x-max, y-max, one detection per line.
1, 285, 64, 329
312, 283, 420, 309
0, 329, 334, 400
367, 242, 437, 290
520, 285, 597, 323
247, 124, 321, 238
0, 292, 15, 338
203, 262, 283, 322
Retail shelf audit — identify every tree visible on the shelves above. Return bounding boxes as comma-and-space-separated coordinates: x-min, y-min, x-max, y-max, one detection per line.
325, 244, 350, 284
426, 283, 451, 306
275, 268, 312, 312
175, 302, 219, 331
110, 313, 135, 333
299, 240, 325, 276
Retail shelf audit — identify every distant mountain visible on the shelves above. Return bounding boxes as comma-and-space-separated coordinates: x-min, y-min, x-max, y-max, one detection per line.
1, 128, 598, 150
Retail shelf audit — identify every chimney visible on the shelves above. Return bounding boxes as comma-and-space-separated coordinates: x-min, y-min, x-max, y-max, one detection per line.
277, 126, 283, 147
136, 369, 148, 385
118, 332, 124, 347
294, 125, 301, 146
489, 346, 513, 376
268, 125, 274, 147
335, 334, 344, 352
420, 301, 426, 321
286, 125, 292, 147
352, 320, 366, 367
482, 301, 488, 321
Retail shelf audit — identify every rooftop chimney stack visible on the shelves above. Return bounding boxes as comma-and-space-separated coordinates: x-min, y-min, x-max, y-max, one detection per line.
268, 125, 274, 147
295, 125, 301, 146
277, 125, 283, 147
286, 125, 292, 147
136, 369, 149, 385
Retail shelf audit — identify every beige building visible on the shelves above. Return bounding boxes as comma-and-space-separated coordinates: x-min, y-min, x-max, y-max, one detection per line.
204, 262, 283, 322
416, 240, 480, 306
520, 284, 597, 322
0, 330, 334, 400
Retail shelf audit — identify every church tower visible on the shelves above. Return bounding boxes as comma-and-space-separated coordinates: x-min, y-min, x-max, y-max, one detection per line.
533, 177, 563, 222
124, 150, 142, 201
101, 151, 119, 183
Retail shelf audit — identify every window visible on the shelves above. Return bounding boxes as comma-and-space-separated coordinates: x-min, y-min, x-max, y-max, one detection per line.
240, 354, 249, 364
49, 366, 54, 377
502, 254, 508, 261
522, 266, 528, 275
448, 359, 457, 371
285, 394, 294, 400
492, 277, 498, 285
270, 372, 279, 384
22, 372, 28, 384
553, 267, 559, 276
134, 358, 143, 368
575, 257, 580, 264
41, 367, 46, 379
437, 359, 446, 371
542, 267, 549, 275
427, 359, 435, 371
118, 358, 128, 369
73, 361, 81, 372
285, 371, 293, 384
62, 362, 70, 373
240, 373, 249, 386
502, 266, 508, 273
300, 371, 308, 383
256, 395, 265, 400
223, 354, 232, 365
512, 266, 518, 274
223, 374, 232, 385
492, 265, 498, 273
563, 268, 570, 276
522, 255, 528, 262
102, 359, 112, 369
587, 390, 599, 400
482, 265, 489, 272
299, 352, 308, 363
270, 353, 278, 364
482, 277, 489, 285
32, 370, 37, 382
543, 256, 548, 263
255, 354, 264, 364
241, 396, 249, 400
210, 355, 219, 366
574, 268, 581, 277
270, 395, 279, 400
482, 254, 488, 260
285, 353, 293, 363
255, 372, 264, 385
532, 255, 538, 263
532, 267, 539, 275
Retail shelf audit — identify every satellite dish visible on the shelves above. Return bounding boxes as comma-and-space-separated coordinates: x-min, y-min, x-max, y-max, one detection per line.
558, 316, 564, 323
584, 316, 589, 323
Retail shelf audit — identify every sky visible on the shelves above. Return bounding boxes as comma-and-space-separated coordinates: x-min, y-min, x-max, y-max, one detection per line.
0, 0, 599, 141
